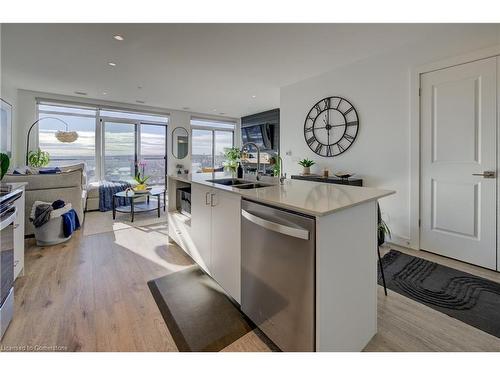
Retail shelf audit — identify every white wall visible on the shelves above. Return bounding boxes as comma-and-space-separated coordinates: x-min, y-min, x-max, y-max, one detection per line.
280, 25, 500, 246
10, 89, 239, 175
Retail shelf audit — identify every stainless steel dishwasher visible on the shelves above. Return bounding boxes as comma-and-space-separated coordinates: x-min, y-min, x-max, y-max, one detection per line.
241, 199, 315, 352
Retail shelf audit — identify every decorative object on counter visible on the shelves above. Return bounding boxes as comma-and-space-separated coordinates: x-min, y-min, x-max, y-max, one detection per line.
237, 163, 243, 178
172, 127, 189, 159
134, 160, 150, 191
184, 169, 189, 174
27, 148, 50, 168
334, 171, 355, 182
298, 158, 315, 175
303, 96, 359, 157
223, 147, 241, 178
25, 117, 78, 165
322, 168, 329, 178
0, 152, 10, 181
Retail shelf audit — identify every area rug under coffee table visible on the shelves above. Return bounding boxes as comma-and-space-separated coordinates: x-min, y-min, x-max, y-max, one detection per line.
379, 250, 500, 338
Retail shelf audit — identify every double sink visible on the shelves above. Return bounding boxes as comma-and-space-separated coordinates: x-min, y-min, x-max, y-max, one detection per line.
206, 178, 272, 190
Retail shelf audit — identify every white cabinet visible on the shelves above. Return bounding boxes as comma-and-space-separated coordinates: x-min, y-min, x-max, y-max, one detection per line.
13, 186, 25, 280
210, 190, 241, 302
191, 184, 241, 303
191, 184, 213, 273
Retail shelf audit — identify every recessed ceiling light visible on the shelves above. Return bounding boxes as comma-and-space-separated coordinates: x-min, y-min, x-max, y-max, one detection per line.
108, 62, 117, 67
136, 100, 145, 104
212, 109, 217, 112
251, 95, 256, 98
113, 35, 124, 41
74, 91, 87, 96
102, 92, 107, 95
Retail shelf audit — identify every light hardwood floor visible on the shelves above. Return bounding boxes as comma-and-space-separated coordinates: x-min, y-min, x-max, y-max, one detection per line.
1, 220, 500, 352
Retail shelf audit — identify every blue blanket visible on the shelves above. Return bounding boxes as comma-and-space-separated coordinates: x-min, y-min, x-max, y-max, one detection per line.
62, 209, 81, 237
99, 180, 131, 211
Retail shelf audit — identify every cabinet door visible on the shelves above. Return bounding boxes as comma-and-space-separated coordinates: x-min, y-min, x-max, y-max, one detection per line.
190, 184, 212, 273
13, 188, 25, 279
211, 190, 241, 303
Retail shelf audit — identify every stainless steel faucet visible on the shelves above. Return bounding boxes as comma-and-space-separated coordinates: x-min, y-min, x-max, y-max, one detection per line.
278, 155, 286, 184
241, 142, 262, 181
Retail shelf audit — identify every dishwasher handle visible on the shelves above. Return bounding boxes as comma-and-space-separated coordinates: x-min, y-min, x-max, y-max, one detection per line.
241, 209, 310, 240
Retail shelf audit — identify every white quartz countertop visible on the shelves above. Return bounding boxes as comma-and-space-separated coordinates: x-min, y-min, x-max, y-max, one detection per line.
169, 173, 395, 217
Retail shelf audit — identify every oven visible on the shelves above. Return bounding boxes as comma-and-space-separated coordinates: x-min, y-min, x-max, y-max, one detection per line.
0, 190, 20, 340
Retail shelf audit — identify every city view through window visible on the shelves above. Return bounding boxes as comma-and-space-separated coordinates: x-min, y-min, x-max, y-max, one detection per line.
191, 118, 235, 173
38, 103, 168, 185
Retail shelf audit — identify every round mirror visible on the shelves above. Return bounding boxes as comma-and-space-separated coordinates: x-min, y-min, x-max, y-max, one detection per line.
172, 127, 189, 159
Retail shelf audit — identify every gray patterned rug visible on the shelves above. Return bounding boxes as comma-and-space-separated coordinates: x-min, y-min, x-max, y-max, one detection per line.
379, 250, 500, 338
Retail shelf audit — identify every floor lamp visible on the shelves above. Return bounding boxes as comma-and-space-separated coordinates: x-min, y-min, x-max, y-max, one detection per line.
25, 117, 79, 165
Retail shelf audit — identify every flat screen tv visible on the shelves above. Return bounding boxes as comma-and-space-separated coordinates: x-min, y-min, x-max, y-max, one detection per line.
0, 99, 12, 157
242, 124, 273, 150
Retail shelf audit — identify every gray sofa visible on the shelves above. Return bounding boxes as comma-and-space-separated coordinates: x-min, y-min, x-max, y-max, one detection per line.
4, 163, 87, 236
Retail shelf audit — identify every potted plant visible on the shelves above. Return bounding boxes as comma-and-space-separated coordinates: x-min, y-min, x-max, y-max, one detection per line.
0, 153, 10, 181
223, 147, 241, 178
28, 148, 50, 167
298, 158, 315, 175
134, 160, 150, 191
378, 205, 391, 246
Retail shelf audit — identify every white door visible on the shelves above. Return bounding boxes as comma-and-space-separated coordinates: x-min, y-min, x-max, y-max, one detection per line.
210, 190, 241, 303
190, 184, 213, 273
420, 57, 497, 270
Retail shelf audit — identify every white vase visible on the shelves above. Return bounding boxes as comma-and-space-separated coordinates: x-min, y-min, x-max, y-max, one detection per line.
303, 166, 310, 175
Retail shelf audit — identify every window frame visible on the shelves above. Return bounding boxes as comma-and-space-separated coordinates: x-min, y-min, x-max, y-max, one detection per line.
190, 117, 236, 172
36, 99, 169, 184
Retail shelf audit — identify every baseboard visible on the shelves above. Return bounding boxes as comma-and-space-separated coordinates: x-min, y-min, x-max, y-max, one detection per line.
386, 234, 413, 249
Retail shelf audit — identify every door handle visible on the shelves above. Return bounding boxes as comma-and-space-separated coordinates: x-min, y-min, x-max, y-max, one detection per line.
472, 171, 496, 178
241, 209, 310, 240
205, 192, 210, 205
210, 193, 217, 207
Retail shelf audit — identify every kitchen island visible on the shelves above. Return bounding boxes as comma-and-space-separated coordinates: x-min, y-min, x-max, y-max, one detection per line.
167, 173, 394, 352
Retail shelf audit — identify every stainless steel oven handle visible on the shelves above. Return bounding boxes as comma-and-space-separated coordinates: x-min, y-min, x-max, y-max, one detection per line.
0, 207, 17, 231
241, 209, 309, 240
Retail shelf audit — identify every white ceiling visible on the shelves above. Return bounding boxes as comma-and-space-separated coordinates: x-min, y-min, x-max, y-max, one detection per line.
1, 23, 492, 117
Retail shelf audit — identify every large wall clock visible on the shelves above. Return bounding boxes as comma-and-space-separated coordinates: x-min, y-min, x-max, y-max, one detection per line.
303, 96, 359, 157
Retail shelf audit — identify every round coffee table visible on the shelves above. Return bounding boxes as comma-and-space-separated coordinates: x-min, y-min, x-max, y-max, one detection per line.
112, 187, 166, 222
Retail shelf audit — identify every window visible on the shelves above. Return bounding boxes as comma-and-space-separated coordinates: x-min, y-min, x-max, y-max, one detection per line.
140, 124, 167, 186
191, 117, 236, 173
37, 101, 168, 184
37, 103, 98, 181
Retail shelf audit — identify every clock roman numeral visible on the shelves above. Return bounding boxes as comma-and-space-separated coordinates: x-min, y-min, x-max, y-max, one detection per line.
315, 143, 323, 154
337, 143, 345, 153
343, 106, 354, 115
336, 98, 343, 109
307, 114, 315, 122
305, 125, 314, 133
306, 136, 316, 146
314, 103, 322, 114
322, 98, 330, 109
344, 133, 355, 142
346, 121, 358, 127
326, 145, 333, 157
